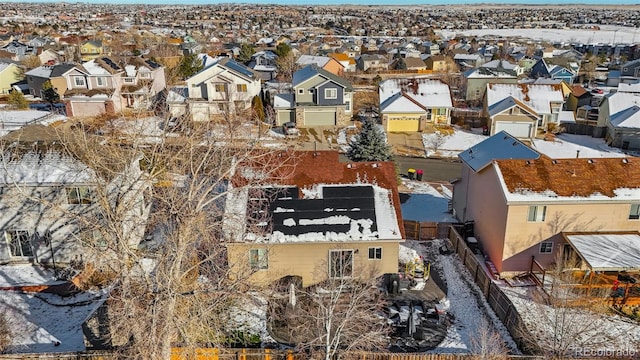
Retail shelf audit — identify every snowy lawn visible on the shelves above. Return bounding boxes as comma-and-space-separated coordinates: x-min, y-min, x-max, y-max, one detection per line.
422, 129, 487, 158
501, 285, 640, 355
1, 289, 108, 353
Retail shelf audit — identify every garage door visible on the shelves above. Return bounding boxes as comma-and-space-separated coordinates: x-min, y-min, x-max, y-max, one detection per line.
387, 117, 420, 132
304, 110, 336, 126
277, 110, 295, 127
494, 121, 532, 138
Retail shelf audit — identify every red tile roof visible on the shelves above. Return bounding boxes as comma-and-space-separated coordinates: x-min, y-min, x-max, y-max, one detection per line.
497, 156, 640, 197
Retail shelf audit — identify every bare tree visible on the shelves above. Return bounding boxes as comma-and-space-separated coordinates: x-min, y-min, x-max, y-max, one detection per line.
470, 318, 508, 360
520, 252, 622, 359
426, 131, 447, 156
276, 52, 299, 82
0, 313, 11, 354
271, 260, 390, 360
0, 110, 287, 358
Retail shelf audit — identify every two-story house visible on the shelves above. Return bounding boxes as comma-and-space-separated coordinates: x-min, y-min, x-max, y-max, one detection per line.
273, 65, 353, 127
248, 50, 278, 81
1, 40, 36, 61
223, 150, 404, 287
463, 66, 518, 102
378, 78, 453, 132
356, 54, 388, 72
0, 61, 22, 95
174, 57, 261, 122
296, 55, 345, 76
596, 91, 640, 150
453, 131, 640, 275
24, 63, 87, 100
484, 83, 565, 140
529, 58, 577, 84
0, 142, 150, 265
80, 40, 104, 62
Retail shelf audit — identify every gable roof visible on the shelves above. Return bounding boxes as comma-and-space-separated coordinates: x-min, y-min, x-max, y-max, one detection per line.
379, 78, 452, 108
380, 92, 429, 113
292, 64, 351, 90
191, 56, 259, 82
610, 105, 640, 129
604, 92, 640, 117
487, 96, 538, 118
459, 131, 540, 172
486, 83, 564, 115
25, 63, 80, 79
495, 156, 640, 202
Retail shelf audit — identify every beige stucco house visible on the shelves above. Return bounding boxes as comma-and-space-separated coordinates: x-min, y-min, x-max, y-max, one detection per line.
453, 131, 640, 275
223, 151, 404, 287
0, 62, 22, 95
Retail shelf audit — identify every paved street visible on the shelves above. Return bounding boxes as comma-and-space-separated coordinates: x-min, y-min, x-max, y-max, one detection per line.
395, 156, 462, 183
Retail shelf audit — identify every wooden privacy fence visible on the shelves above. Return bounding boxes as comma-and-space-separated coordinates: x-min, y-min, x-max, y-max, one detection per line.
447, 226, 539, 355
404, 221, 452, 240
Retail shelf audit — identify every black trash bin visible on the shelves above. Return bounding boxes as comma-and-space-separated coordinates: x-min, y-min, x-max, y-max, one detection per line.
416, 169, 423, 181
408, 168, 416, 180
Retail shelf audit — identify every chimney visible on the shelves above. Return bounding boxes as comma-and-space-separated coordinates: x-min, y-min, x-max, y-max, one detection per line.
576, 150, 580, 158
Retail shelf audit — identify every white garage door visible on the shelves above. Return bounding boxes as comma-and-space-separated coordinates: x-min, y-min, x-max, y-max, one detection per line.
494, 121, 532, 138
304, 109, 336, 126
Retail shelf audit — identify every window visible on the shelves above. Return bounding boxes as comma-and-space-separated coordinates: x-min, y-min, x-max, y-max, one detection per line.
325, 88, 337, 99
298, 88, 304, 94
329, 250, 354, 278
345, 101, 351, 111
124, 77, 135, 84
368, 247, 382, 260
249, 248, 268, 270
215, 84, 226, 93
436, 108, 447, 116
308, 89, 314, 94
540, 242, 553, 254
236, 84, 247, 92
96, 77, 106, 87
74, 76, 86, 87
140, 72, 151, 78
6, 230, 33, 257
66, 186, 94, 205
527, 205, 546, 222
629, 204, 640, 220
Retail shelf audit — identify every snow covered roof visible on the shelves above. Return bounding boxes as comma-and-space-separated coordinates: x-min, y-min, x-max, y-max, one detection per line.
379, 78, 452, 109
82, 59, 112, 76
618, 82, 640, 94
486, 83, 564, 115
495, 156, 640, 203
558, 110, 576, 123
564, 233, 640, 271
610, 105, 640, 129
273, 94, 294, 108
604, 92, 640, 117
459, 131, 540, 173
224, 151, 404, 243
296, 54, 331, 67
0, 151, 96, 185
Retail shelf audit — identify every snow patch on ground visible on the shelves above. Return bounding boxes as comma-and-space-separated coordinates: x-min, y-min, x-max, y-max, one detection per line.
227, 293, 275, 344
422, 130, 487, 158
1, 289, 108, 354
405, 240, 519, 354
502, 285, 640, 354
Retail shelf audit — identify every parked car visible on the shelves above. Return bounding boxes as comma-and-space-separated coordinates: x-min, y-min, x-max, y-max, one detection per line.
282, 122, 299, 135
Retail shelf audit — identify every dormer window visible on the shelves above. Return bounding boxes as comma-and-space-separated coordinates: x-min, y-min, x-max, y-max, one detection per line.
96, 77, 106, 87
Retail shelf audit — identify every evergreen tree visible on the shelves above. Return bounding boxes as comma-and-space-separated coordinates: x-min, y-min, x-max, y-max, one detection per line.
346, 118, 393, 162
177, 53, 203, 79
42, 80, 60, 107
275, 42, 292, 58
251, 95, 265, 122
236, 43, 255, 64
7, 90, 28, 109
